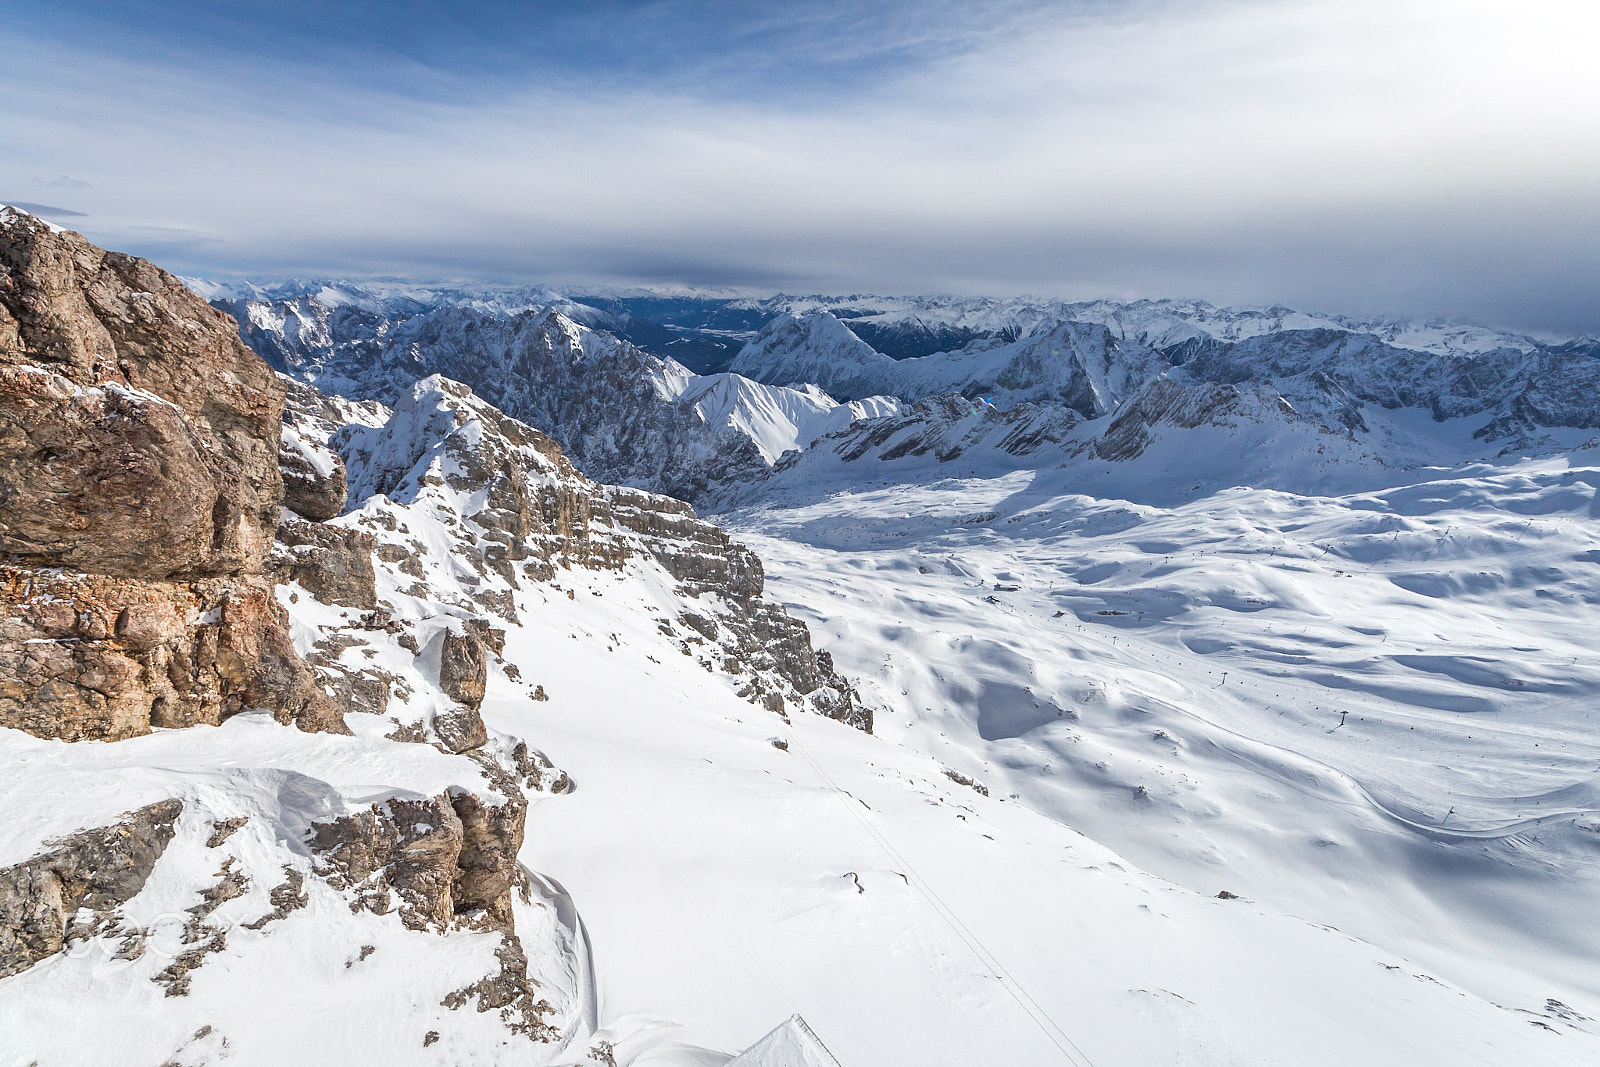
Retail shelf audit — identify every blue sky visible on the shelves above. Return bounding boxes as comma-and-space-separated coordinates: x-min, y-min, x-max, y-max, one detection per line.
6, 0, 1598, 333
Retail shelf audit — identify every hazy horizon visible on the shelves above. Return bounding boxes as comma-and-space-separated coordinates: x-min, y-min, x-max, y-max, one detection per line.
7, 0, 1598, 335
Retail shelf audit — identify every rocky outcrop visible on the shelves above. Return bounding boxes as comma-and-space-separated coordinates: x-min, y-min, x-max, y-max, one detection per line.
0, 210, 282, 578
277, 375, 380, 521
433, 625, 490, 753
1091, 378, 1247, 462
280, 430, 348, 521
336, 376, 865, 730
307, 780, 527, 934
0, 209, 344, 740
0, 799, 183, 978
438, 625, 488, 707
270, 517, 377, 610
0, 564, 345, 740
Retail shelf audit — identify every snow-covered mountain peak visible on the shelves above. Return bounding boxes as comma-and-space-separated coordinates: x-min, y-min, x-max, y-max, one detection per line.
730, 310, 895, 390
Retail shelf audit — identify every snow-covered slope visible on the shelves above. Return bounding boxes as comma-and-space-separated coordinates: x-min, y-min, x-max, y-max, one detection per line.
734, 314, 1162, 413
760, 293, 1571, 360
15, 221, 1599, 1065
725, 444, 1600, 1046
202, 281, 1600, 508
673, 373, 901, 464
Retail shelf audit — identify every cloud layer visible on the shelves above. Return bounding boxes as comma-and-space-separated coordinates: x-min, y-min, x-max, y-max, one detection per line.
5, 0, 1597, 333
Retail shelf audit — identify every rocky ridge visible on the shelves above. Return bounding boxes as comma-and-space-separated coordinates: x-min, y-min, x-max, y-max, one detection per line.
0, 212, 572, 1054
302, 372, 864, 732
219, 297, 883, 505
0, 206, 341, 741
212, 284, 1600, 508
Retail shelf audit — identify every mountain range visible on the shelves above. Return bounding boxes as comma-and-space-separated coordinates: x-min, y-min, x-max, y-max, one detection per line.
3, 208, 1599, 1065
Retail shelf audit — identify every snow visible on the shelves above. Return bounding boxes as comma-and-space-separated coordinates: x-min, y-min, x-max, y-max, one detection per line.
480, 562, 1599, 1064
724, 1016, 840, 1066
671, 373, 902, 463
720, 443, 1600, 1050
10, 268, 1600, 1063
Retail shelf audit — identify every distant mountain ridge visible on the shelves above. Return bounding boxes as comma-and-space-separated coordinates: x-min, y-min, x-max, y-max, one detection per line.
198, 278, 1600, 508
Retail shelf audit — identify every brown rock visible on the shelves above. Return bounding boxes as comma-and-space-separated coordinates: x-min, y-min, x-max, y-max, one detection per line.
280, 434, 348, 522
434, 704, 489, 754
438, 627, 486, 708
0, 799, 183, 978
0, 210, 347, 741
269, 517, 377, 610
308, 780, 526, 934
0, 564, 346, 740
0, 209, 284, 578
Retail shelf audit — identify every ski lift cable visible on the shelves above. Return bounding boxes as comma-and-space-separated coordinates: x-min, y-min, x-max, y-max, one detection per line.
787, 733, 1099, 1067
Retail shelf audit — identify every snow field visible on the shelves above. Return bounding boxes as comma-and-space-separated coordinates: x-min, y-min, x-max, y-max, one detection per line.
724, 450, 1600, 1047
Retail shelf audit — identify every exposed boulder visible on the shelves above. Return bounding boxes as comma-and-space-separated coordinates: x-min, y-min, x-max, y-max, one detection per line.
438, 626, 488, 708
306, 782, 526, 934
270, 516, 377, 610
434, 703, 489, 754
0, 799, 183, 978
433, 625, 490, 752
0, 208, 283, 578
280, 426, 348, 521
309, 796, 464, 931
0, 209, 345, 741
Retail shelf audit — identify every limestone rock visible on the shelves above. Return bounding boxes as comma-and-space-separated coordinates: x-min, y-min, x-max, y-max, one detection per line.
270, 517, 377, 610
280, 429, 348, 521
0, 210, 346, 741
307, 782, 525, 933
0, 799, 183, 978
0, 565, 346, 740
438, 627, 487, 708
0, 208, 283, 578
434, 703, 489, 754
309, 796, 463, 931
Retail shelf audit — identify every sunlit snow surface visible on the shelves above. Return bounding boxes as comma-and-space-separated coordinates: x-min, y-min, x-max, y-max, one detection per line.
721, 443, 1600, 1059
488, 552, 1599, 1066
8, 365, 1600, 1064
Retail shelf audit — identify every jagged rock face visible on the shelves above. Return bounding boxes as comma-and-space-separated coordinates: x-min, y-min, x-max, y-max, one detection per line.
307, 778, 526, 933
0, 565, 347, 740
0, 799, 182, 978
1091, 378, 1247, 462
0, 210, 345, 742
1174, 328, 1600, 441
785, 393, 1080, 470
326, 375, 864, 729
734, 312, 1158, 415
270, 517, 377, 610
231, 302, 777, 503
0, 209, 284, 577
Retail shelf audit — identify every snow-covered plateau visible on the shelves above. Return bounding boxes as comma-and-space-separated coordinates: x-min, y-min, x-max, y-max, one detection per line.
3, 212, 1599, 1067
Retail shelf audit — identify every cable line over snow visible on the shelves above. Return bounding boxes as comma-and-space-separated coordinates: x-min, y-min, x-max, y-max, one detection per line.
786, 733, 1100, 1067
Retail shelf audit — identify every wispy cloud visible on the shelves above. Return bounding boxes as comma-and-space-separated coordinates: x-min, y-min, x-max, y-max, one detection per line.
4, 0, 1597, 332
